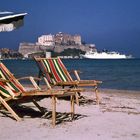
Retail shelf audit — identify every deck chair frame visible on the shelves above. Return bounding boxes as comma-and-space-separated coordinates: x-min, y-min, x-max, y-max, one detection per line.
0, 61, 81, 126
34, 57, 102, 104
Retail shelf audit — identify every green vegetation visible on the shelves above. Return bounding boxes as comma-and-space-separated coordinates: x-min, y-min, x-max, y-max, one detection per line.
51, 48, 85, 57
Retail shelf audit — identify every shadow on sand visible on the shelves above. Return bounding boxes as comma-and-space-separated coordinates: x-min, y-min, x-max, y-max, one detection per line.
0, 103, 88, 125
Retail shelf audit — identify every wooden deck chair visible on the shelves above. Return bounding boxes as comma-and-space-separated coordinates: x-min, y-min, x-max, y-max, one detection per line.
0, 61, 81, 126
34, 57, 102, 104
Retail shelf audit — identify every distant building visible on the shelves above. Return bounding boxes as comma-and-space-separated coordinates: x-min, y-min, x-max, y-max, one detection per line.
18, 42, 54, 58
37, 32, 82, 46
54, 32, 82, 45
38, 34, 54, 46
18, 32, 94, 58
54, 32, 64, 45
19, 43, 40, 58
45, 52, 51, 58
74, 35, 81, 45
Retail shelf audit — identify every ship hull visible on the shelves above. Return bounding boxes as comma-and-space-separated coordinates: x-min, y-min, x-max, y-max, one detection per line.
81, 52, 129, 59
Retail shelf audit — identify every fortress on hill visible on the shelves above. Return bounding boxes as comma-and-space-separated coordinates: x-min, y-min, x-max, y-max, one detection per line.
19, 32, 96, 58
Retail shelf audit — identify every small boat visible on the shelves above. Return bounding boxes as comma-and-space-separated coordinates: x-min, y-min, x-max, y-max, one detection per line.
81, 49, 133, 59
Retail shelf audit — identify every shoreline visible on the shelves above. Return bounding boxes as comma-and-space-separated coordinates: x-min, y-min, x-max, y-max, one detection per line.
100, 88, 140, 97
100, 88, 140, 93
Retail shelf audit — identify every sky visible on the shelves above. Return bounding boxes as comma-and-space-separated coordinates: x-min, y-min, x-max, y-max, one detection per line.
0, 0, 140, 57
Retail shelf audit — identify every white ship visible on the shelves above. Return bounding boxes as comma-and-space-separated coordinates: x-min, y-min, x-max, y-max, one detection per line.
81, 49, 132, 59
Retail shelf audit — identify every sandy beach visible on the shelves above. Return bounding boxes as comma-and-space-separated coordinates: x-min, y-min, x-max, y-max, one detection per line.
0, 89, 140, 140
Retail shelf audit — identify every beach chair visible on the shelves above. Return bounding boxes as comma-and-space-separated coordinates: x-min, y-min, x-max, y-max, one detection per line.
34, 57, 102, 104
0, 61, 81, 126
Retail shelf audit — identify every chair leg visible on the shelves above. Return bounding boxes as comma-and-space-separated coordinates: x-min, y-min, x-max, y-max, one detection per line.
0, 96, 22, 121
95, 86, 100, 105
32, 99, 44, 113
75, 92, 79, 106
0, 103, 4, 110
70, 95, 75, 120
52, 96, 56, 127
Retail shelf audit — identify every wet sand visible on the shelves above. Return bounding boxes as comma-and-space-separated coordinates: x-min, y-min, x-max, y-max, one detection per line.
0, 89, 140, 140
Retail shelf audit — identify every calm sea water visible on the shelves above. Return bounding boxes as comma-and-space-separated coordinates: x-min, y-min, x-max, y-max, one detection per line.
2, 59, 140, 91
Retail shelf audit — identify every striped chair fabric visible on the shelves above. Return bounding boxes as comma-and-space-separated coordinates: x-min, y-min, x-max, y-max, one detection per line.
0, 62, 25, 98
37, 57, 73, 84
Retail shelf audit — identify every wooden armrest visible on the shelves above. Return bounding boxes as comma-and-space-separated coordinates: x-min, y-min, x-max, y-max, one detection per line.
18, 76, 41, 90
69, 70, 82, 74
56, 81, 79, 86
79, 80, 102, 84
68, 70, 82, 81
18, 76, 41, 81
73, 70, 81, 81
75, 70, 82, 73
95, 80, 102, 84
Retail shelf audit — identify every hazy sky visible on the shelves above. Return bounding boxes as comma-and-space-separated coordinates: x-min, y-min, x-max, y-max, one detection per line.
0, 0, 140, 57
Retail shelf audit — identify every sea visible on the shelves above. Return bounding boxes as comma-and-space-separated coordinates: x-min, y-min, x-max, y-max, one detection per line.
2, 59, 140, 91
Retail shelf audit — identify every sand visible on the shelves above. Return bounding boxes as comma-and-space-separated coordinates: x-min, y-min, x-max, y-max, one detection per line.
0, 89, 140, 140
